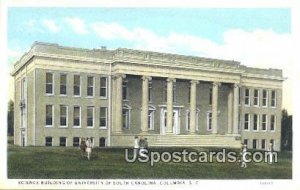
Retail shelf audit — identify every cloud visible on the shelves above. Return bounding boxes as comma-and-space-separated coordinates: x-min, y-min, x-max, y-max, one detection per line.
91, 21, 292, 70
90, 22, 292, 111
42, 19, 60, 33
64, 17, 88, 35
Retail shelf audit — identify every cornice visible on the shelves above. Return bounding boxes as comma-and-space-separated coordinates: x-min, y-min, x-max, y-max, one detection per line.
11, 42, 285, 82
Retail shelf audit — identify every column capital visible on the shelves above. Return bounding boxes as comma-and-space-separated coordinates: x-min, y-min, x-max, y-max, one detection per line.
233, 83, 241, 88
112, 74, 126, 80
167, 77, 176, 83
142, 76, 152, 81
190, 80, 199, 84
213, 82, 221, 87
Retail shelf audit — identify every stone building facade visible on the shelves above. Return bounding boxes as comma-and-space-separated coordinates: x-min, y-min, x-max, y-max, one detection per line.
12, 42, 283, 151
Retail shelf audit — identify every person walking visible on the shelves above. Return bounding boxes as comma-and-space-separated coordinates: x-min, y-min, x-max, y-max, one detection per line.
268, 142, 274, 164
240, 143, 248, 168
85, 138, 92, 160
80, 138, 86, 157
134, 136, 140, 157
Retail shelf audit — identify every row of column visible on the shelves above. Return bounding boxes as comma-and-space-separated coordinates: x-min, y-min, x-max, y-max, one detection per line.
113, 74, 240, 135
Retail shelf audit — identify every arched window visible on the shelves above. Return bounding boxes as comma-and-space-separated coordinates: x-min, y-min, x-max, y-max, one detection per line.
99, 137, 106, 147
122, 104, 131, 129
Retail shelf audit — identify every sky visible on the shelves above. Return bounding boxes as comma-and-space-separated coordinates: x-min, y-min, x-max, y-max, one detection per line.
7, 8, 292, 112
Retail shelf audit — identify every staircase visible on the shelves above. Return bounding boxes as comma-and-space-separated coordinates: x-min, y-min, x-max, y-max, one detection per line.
151, 134, 241, 148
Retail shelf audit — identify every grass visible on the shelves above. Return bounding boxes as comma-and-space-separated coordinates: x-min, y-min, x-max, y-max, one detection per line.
7, 138, 292, 179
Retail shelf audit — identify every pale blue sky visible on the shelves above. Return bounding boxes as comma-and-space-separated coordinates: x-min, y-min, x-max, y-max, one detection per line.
8, 8, 290, 63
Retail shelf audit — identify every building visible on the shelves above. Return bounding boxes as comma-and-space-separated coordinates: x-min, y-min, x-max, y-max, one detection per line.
12, 42, 284, 151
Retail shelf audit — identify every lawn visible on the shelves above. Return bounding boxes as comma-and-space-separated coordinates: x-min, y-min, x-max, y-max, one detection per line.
7, 139, 292, 179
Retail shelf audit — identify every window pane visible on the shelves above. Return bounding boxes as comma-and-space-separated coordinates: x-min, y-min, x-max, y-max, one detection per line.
60, 74, 66, 84
46, 84, 52, 94
46, 105, 52, 125
100, 77, 107, 87
73, 137, 80, 147
88, 77, 93, 86
74, 107, 80, 126
59, 137, 66, 146
46, 73, 53, 83
74, 75, 80, 85
45, 137, 52, 146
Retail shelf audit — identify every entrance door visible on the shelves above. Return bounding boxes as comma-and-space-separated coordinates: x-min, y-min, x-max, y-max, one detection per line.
161, 109, 180, 135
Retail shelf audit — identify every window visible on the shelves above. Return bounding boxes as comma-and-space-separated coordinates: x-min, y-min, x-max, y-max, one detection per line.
244, 113, 250, 130
209, 88, 212, 105
254, 89, 259, 106
87, 107, 94, 127
271, 90, 276, 107
87, 76, 94, 96
60, 105, 68, 127
270, 139, 275, 147
186, 110, 199, 131
46, 72, 53, 94
207, 112, 212, 131
270, 115, 276, 131
122, 80, 128, 100
186, 111, 190, 131
99, 137, 106, 147
73, 75, 81, 96
60, 74, 67, 95
100, 77, 107, 98
262, 114, 267, 131
148, 110, 155, 130
262, 90, 268, 107
45, 105, 53, 126
122, 105, 131, 129
59, 137, 67, 147
73, 137, 80, 147
243, 139, 248, 147
253, 114, 259, 131
45, 137, 52, 146
244, 88, 250, 106
73, 106, 81, 127
261, 139, 266, 150
148, 81, 153, 102
253, 139, 257, 149
99, 107, 107, 128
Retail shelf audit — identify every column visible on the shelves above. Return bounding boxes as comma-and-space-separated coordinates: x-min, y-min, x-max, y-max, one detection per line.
227, 87, 233, 134
212, 82, 220, 134
141, 76, 152, 133
114, 74, 125, 133
233, 83, 239, 134
190, 80, 199, 134
166, 78, 176, 134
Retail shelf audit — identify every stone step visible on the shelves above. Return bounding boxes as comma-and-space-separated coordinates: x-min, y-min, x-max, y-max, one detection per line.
151, 134, 241, 148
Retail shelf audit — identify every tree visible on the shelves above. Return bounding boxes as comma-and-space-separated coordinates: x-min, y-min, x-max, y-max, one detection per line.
7, 100, 14, 136
281, 109, 292, 151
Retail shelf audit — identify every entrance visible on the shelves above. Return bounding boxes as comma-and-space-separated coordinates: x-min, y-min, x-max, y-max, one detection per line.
161, 108, 180, 135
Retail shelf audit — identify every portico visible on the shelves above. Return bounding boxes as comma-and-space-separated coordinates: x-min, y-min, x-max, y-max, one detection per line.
111, 73, 241, 136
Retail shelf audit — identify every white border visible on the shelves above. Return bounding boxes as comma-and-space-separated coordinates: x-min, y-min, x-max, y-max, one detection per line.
1, 0, 299, 190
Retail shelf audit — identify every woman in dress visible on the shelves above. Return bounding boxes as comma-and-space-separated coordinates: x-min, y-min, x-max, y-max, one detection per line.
85, 138, 92, 160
